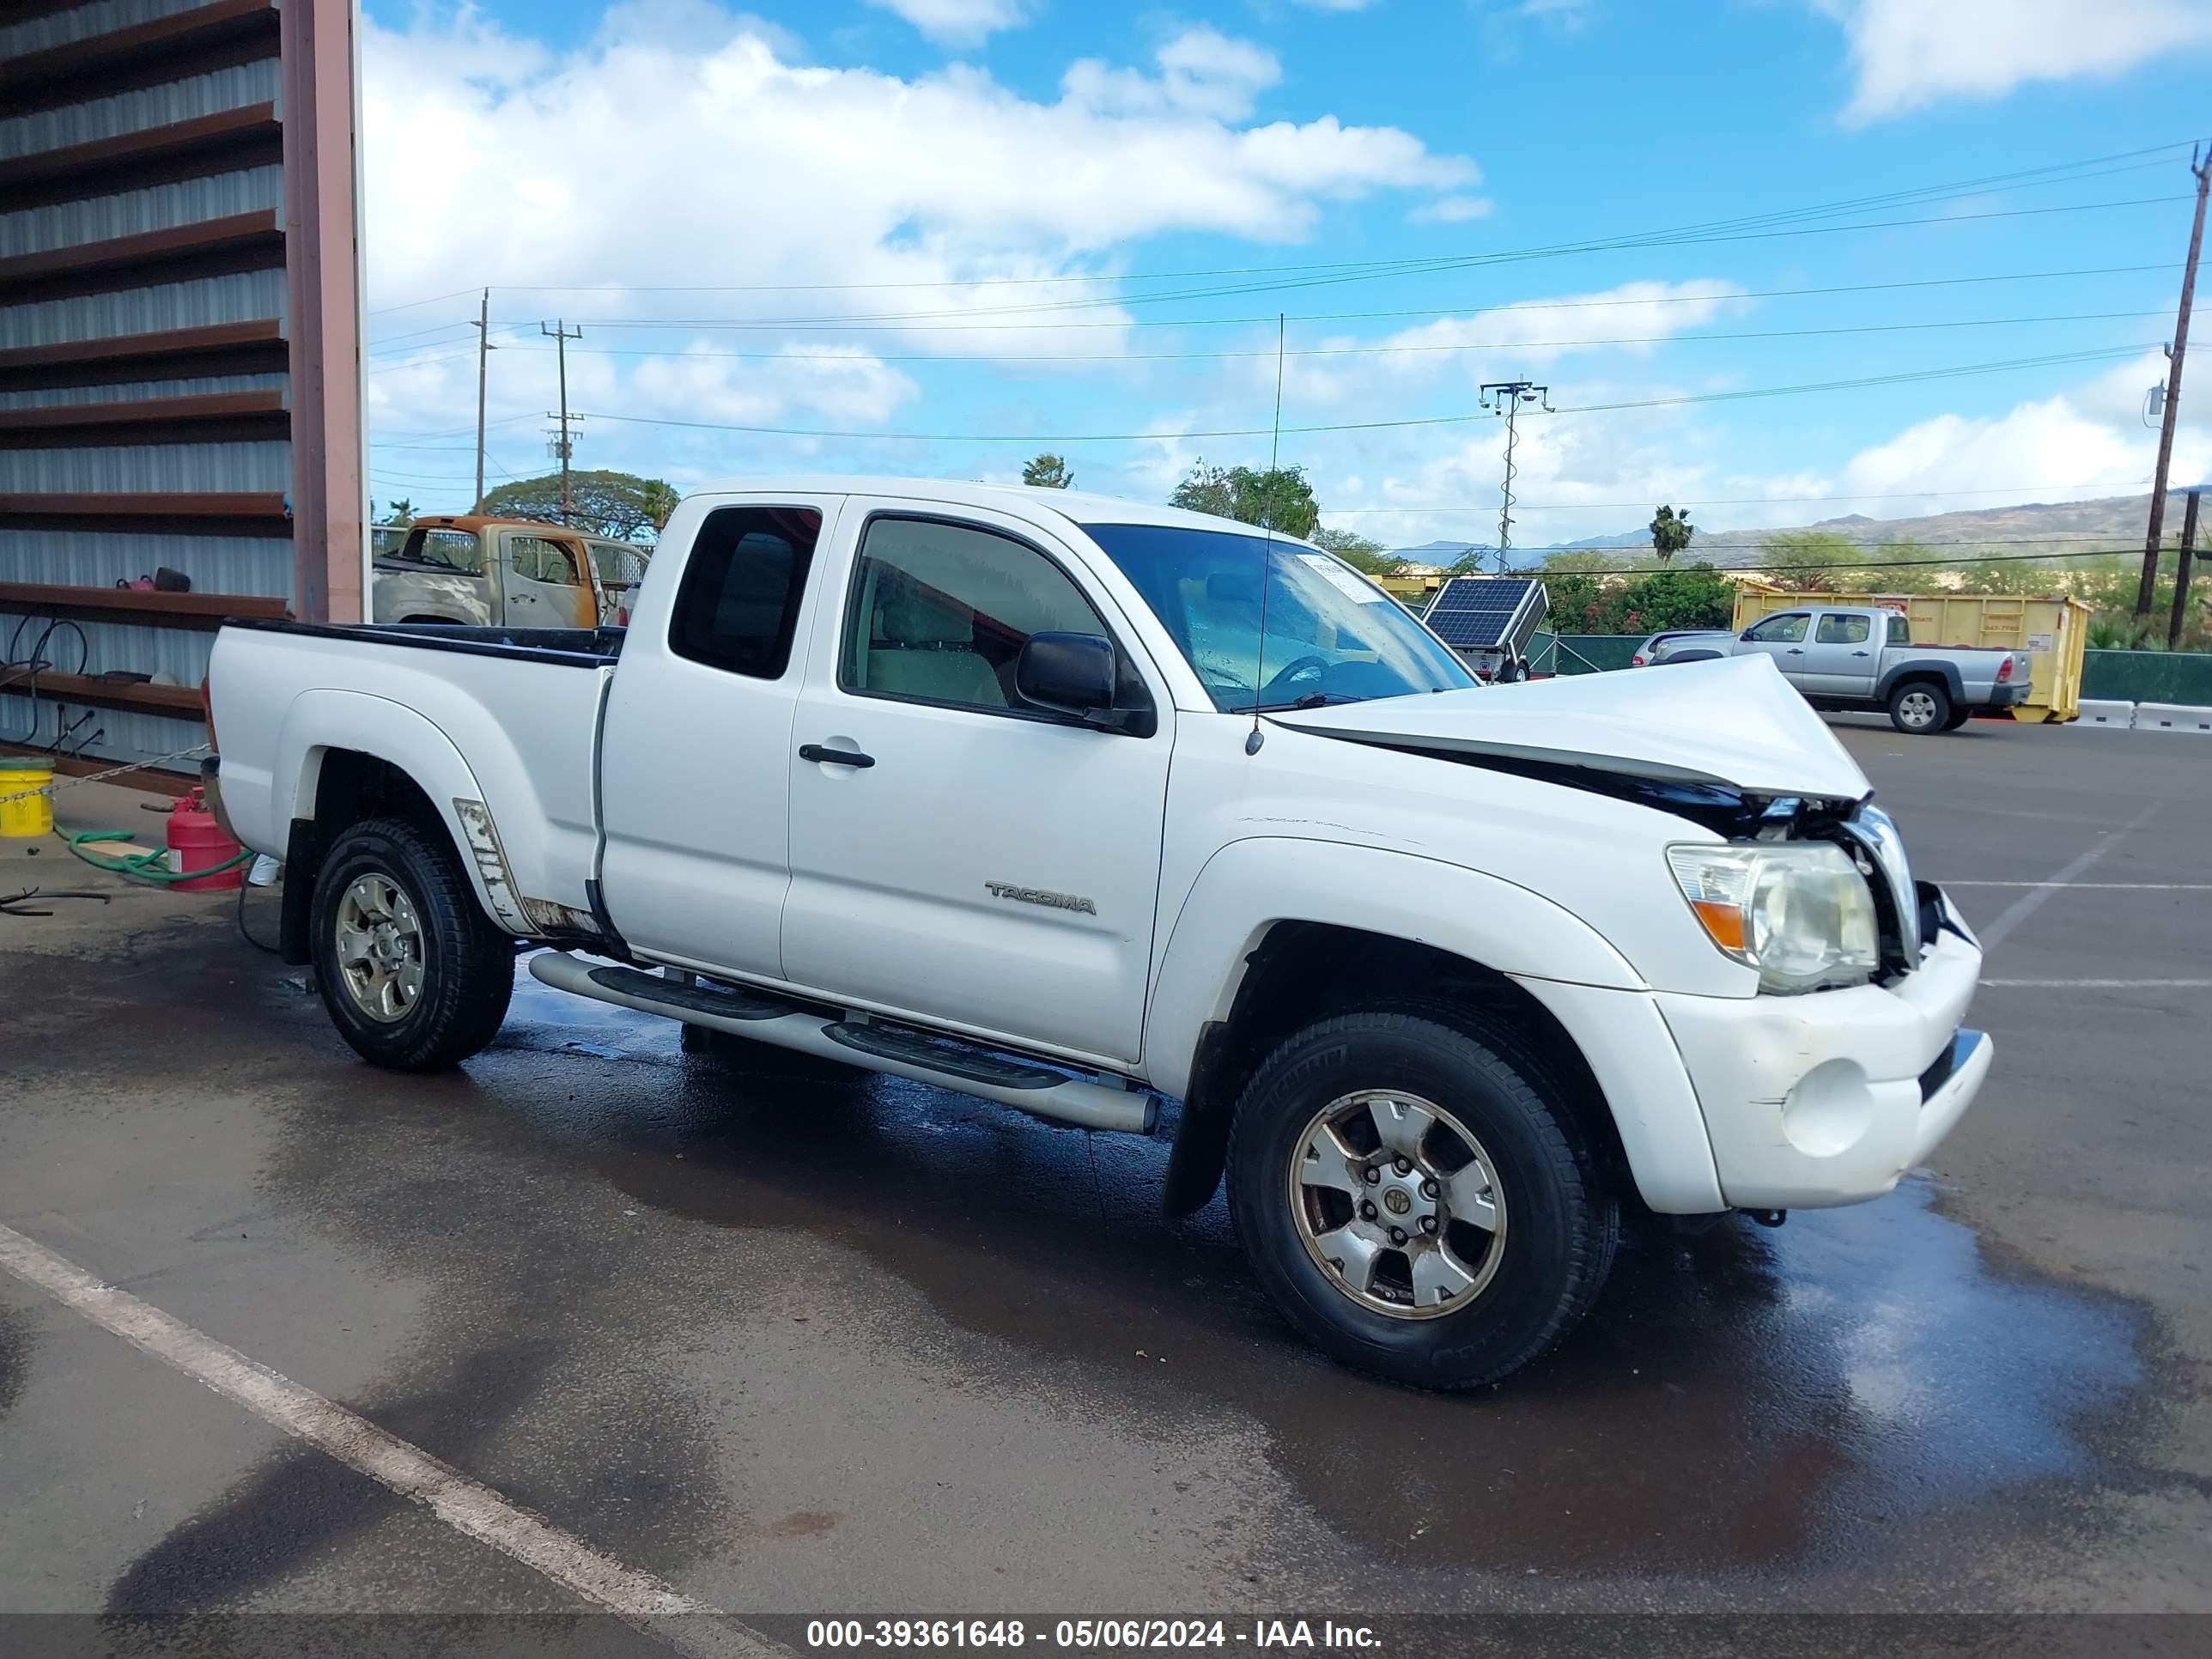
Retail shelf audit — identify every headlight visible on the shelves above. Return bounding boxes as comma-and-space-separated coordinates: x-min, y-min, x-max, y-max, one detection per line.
1667, 842, 1879, 994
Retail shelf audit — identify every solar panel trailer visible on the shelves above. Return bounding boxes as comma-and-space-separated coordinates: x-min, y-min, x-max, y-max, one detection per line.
1421, 576, 1550, 681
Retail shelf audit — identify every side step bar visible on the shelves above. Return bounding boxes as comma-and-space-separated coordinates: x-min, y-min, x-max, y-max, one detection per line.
528, 952, 1158, 1135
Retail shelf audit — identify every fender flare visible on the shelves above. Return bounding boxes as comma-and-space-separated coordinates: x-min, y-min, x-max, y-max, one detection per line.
1874, 659, 1965, 706
276, 689, 530, 933
1145, 837, 1644, 1100
1143, 837, 1725, 1215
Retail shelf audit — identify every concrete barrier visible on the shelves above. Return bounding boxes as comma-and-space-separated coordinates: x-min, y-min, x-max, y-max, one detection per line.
2076, 700, 2137, 728
2133, 702, 2212, 733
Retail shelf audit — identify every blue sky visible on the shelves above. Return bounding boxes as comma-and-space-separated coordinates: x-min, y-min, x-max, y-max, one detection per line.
359, 0, 2212, 550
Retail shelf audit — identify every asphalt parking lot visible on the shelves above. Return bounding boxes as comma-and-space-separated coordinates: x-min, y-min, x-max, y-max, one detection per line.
2, 720, 2208, 1647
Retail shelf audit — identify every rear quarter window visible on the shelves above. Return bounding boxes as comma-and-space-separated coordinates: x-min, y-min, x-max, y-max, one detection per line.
667, 506, 824, 679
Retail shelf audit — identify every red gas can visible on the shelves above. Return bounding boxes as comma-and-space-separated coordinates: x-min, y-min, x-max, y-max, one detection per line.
167, 787, 244, 890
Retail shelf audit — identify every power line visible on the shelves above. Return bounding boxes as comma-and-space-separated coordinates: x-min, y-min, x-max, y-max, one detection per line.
566, 343, 2154, 445
461, 262, 2179, 340
1326, 480, 2152, 513
448, 307, 2166, 368
362, 140, 2191, 307
483, 196, 2186, 331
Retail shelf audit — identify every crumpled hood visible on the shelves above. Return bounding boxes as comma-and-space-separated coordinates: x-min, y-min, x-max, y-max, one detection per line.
1270, 653, 1870, 801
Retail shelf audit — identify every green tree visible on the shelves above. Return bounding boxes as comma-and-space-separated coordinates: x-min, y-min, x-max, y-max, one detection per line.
479, 470, 683, 542
380, 498, 415, 526
1170, 461, 1320, 539
1648, 504, 1694, 564
1617, 562, 1734, 631
1021, 453, 1073, 489
1311, 525, 1406, 577
1748, 530, 1866, 592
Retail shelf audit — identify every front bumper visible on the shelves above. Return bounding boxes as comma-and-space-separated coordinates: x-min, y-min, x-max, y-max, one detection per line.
1653, 886, 1991, 1210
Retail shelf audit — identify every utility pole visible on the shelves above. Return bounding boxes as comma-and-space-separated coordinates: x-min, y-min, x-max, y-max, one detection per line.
471, 289, 493, 514
541, 319, 581, 525
1480, 380, 1552, 572
2171, 487, 2201, 651
2136, 145, 2212, 621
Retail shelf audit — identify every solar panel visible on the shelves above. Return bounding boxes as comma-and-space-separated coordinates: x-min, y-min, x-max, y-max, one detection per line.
1424, 577, 1541, 648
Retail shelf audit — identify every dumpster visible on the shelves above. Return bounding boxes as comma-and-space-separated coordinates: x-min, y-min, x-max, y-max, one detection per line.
1731, 590, 2092, 724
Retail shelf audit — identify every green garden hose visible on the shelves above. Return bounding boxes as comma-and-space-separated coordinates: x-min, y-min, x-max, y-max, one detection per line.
58, 828, 253, 884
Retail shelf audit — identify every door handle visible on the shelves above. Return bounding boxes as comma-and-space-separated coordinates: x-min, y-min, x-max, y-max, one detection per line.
1786, 647, 1805, 654
799, 744, 874, 769
1851, 649, 1871, 657
514, 592, 538, 602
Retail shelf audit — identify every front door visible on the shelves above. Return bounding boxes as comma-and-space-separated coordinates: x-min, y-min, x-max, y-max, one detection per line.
781, 506, 1173, 1066
501, 529, 597, 629
1798, 610, 1878, 695
1738, 610, 1812, 685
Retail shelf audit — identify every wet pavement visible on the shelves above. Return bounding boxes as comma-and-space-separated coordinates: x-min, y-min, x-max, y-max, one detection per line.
1, 727, 2209, 1631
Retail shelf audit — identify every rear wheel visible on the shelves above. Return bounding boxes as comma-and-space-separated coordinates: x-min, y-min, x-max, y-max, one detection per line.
311, 817, 514, 1070
1226, 1010, 1617, 1389
1888, 678, 1951, 735
1941, 706, 1973, 731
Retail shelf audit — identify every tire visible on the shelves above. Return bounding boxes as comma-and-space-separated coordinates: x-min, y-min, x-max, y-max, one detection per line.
1887, 678, 1952, 735
311, 816, 514, 1070
1941, 706, 1974, 731
1225, 1010, 1618, 1389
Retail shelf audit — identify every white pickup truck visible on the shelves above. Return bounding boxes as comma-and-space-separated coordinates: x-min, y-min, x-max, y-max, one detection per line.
206, 477, 1992, 1389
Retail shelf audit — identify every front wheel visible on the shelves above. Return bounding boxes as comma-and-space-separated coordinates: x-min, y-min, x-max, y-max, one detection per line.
1226, 1010, 1617, 1389
310, 817, 514, 1070
1888, 679, 1952, 734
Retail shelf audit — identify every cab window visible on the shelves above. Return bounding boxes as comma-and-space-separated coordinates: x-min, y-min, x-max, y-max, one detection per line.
667, 506, 823, 679
1886, 613, 1913, 646
1744, 612, 1809, 643
840, 515, 1113, 715
1815, 613, 1871, 645
510, 534, 580, 585
398, 527, 483, 575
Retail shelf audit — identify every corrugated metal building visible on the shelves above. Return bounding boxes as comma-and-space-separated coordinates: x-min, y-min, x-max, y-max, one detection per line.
0, 0, 363, 787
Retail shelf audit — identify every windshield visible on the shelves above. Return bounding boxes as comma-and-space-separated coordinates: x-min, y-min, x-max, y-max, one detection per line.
1082, 522, 1474, 712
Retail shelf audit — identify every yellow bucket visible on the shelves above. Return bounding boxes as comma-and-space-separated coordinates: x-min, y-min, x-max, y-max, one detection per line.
0, 762, 55, 838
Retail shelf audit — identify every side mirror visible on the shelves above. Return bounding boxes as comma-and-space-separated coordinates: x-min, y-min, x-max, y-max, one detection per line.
1017, 631, 1116, 720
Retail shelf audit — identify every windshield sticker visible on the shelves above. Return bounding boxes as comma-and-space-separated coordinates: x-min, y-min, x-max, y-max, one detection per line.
1297, 553, 1389, 604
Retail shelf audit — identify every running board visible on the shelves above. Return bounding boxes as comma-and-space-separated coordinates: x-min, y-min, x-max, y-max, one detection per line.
527, 952, 1158, 1135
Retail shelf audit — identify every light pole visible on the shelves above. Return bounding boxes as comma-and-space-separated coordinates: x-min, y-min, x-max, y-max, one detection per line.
1480, 380, 1552, 572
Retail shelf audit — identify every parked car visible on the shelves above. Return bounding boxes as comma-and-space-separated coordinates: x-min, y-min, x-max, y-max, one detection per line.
372, 516, 608, 631
1630, 628, 1727, 667
583, 537, 652, 626
1652, 605, 2030, 733
206, 478, 1990, 1390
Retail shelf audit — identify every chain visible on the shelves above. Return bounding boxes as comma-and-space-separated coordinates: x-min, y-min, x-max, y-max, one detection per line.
0, 744, 211, 808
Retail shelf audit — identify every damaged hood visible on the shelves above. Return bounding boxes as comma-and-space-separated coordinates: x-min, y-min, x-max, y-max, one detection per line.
1271, 653, 1870, 802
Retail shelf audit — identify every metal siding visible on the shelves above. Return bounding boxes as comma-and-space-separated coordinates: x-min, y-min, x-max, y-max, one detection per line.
0, 268, 287, 348
0, 439, 289, 492
0, 59, 281, 160
0, 164, 285, 257
0, 0, 354, 772
0, 695, 209, 769
0, 371, 286, 410
0, 0, 216, 58
0, 527, 291, 594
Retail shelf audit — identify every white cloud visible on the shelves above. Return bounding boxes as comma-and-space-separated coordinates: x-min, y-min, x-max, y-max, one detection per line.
1062, 27, 1283, 121
1407, 194, 1493, 224
361, 9, 1473, 325
1827, 0, 2212, 125
866, 0, 1031, 49
1290, 0, 1382, 11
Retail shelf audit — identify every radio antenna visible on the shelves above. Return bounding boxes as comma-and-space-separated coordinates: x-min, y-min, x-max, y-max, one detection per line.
1247, 313, 1286, 756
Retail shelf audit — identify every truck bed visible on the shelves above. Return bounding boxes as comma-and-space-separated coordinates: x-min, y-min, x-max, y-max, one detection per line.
209, 620, 619, 934
230, 618, 625, 665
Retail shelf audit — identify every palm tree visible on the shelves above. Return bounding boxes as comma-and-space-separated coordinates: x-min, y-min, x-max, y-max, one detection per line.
1649, 504, 1693, 564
